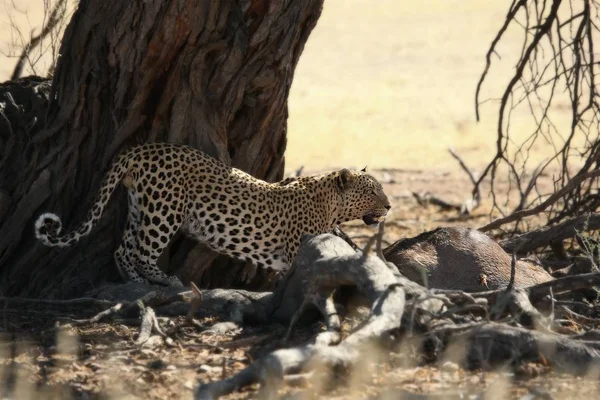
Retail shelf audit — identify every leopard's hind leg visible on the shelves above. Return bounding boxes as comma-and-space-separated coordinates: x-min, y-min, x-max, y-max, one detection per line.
132, 196, 185, 287
114, 190, 148, 284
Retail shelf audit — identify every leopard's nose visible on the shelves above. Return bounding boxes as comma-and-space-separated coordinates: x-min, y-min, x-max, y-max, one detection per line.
384, 204, 391, 210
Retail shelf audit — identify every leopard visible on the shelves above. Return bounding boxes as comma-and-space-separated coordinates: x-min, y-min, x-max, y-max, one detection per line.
34, 143, 391, 287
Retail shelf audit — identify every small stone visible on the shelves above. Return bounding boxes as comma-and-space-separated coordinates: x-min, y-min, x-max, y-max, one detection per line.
403, 383, 419, 392
558, 382, 572, 391
204, 321, 240, 335
139, 349, 158, 358
184, 380, 195, 390
441, 361, 459, 372
197, 364, 213, 373
142, 335, 164, 348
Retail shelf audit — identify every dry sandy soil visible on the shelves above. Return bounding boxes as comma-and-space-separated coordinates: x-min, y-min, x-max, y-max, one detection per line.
1, 1, 595, 399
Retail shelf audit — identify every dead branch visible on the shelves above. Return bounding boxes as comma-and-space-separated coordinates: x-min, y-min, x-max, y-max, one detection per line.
332, 225, 361, 252
193, 231, 426, 399
475, 0, 600, 227
349, 234, 392, 248
187, 282, 204, 325
63, 303, 123, 326
193, 232, 600, 398
474, 0, 527, 122
374, 220, 386, 261
0, 296, 114, 308
480, 169, 600, 232
512, 160, 547, 213
136, 304, 156, 345
412, 191, 461, 212
10, 0, 68, 80
196, 284, 406, 400
500, 213, 600, 253
448, 147, 481, 214
429, 322, 600, 374
471, 272, 600, 310
527, 272, 600, 303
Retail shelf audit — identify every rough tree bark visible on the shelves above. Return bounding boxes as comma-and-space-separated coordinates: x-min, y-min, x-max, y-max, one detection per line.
0, 0, 324, 298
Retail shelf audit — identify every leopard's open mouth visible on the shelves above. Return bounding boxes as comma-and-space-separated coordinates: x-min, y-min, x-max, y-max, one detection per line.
362, 213, 386, 226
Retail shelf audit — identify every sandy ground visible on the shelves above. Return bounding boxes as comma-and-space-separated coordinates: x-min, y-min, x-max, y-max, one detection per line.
288, 0, 576, 171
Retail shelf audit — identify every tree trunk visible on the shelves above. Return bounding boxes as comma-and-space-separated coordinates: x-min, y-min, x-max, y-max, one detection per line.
0, 0, 323, 298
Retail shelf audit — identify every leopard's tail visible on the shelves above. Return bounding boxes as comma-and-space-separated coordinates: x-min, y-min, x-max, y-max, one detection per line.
34, 151, 133, 247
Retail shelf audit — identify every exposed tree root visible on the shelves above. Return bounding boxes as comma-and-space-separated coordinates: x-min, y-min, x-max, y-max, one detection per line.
4, 228, 600, 399
190, 232, 600, 398
428, 322, 600, 375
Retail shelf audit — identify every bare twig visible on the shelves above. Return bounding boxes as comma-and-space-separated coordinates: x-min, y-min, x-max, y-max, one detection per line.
480, 169, 600, 232
187, 281, 204, 325
7, 0, 69, 79
412, 191, 461, 212
62, 303, 123, 327
135, 303, 156, 345
332, 225, 361, 251
475, 0, 600, 228
448, 147, 481, 214
506, 253, 517, 292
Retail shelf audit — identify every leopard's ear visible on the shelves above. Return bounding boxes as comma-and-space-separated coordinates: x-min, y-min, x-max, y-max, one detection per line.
336, 168, 355, 191
361, 166, 367, 172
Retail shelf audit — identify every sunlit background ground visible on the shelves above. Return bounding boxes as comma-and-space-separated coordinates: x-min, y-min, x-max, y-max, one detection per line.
0, 0, 575, 172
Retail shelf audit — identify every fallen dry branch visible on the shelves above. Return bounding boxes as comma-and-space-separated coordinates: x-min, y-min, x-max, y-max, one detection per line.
195, 231, 408, 399
409, 149, 481, 216
458, 272, 600, 332
136, 304, 157, 345
0, 296, 114, 309
191, 231, 600, 398
448, 147, 480, 214
467, 272, 600, 305
332, 225, 361, 251
527, 272, 600, 303
197, 287, 406, 400
412, 191, 462, 212
479, 170, 600, 232
0, 288, 199, 331
64, 303, 123, 326
134, 303, 176, 347
429, 322, 600, 374
500, 213, 600, 253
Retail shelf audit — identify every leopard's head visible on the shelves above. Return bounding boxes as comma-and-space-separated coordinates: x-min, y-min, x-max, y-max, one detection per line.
336, 168, 391, 226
